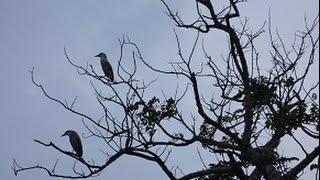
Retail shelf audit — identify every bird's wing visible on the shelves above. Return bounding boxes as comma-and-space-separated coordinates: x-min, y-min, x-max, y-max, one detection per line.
70, 135, 83, 157
101, 60, 114, 81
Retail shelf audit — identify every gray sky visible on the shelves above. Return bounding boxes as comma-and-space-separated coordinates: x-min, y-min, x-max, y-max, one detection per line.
0, 0, 318, 180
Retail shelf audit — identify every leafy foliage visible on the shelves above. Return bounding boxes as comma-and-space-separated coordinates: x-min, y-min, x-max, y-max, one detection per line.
128, 97, 177, 136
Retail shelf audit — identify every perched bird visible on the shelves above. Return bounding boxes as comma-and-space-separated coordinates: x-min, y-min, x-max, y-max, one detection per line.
95, 52, 114, 82
61, 130, 83, 157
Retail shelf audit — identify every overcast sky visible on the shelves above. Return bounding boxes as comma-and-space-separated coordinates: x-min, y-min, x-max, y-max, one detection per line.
0, 1, 318, 180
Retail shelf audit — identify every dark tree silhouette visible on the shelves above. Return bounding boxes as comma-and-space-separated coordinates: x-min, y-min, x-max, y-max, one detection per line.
13, 1, 319, 179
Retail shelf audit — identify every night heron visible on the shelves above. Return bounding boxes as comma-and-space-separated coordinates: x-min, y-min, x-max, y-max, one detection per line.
95, 52, 114, 82
61, 130, 83, 157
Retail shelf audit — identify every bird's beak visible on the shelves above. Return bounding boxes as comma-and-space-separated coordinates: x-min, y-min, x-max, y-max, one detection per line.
94, 54, 99, 57
61, 133, 66, 137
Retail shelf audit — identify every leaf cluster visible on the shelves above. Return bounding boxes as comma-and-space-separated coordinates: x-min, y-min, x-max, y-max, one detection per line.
128, 97, 177, 135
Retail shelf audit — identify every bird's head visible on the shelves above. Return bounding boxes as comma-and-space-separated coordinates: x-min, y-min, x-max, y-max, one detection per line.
95, 52, 107, 59
61, 130, 76, 137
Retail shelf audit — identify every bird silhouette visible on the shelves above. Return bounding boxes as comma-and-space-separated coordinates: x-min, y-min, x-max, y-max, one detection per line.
61, 130, 83, 157
95, 52, 114, 82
